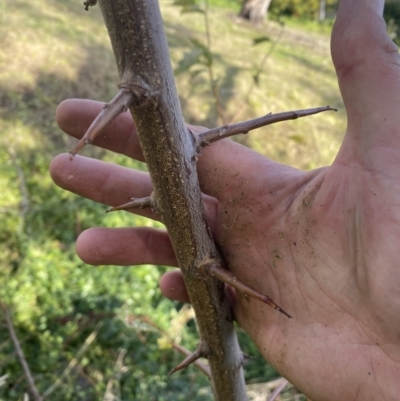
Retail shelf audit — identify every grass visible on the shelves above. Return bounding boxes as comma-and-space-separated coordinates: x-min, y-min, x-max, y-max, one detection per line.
0, 0, 346, 170
162, 1, 345, 170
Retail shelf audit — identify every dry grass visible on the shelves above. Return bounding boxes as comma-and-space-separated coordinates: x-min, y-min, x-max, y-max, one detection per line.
163, 3, 346, 170
0, 0, 346, 169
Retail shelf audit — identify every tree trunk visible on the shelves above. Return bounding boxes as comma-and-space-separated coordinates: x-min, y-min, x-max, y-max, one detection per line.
95, 0, 248, 400
319, 0, 326, 21
239, 0, 272, 25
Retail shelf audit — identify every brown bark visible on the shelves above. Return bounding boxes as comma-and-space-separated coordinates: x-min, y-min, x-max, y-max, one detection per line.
96, 0, 247, 399
239, 0, 272, 25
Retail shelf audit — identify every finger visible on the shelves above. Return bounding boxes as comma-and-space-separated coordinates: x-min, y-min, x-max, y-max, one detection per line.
331, 0, 400, 156
195, 129, 304, 204
159, 270, 190, 303
50, 153, 156, 219
56, 99, 145, 161
57, 99, 290, 202
76, 227, 177, 267
50, 153, 220, 229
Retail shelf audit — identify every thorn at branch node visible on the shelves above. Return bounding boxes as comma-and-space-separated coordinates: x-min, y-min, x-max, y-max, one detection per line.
207, 264, 292, 318
197, 106, 336, 147
69, 88, 133, 158
168, 341, 210, 376
106, 194, 154, 213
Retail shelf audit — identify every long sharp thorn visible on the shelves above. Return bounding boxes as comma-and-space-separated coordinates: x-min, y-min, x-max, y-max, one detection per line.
106, 196, 152, 213
168, 348, 203, 377
198, 106, 337, 146
208, 264, 292, 318
69, 89, 133, 158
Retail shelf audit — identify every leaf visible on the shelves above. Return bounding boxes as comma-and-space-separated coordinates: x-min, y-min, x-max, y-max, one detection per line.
289, 134, 306, 144
157, 336, 173, 350
189, 38, 213, 67
174, 49, 204, 76
172, 0, 198, 6
172, 0, 204, 13
252, 73, 260, 85
189, 38, 208, 52
190, 68, 206, 80
174, 38, 214, 71
253, 36, 271, 46
180, 5, 205, 13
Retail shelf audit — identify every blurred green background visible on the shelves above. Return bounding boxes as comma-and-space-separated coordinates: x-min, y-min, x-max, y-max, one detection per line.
0, 0, 398, 399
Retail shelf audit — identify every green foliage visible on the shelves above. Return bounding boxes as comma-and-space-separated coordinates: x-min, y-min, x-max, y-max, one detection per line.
252, 36, 271, 46
174, 39, 213, 76
384, 0, 400, 45
269, 0, 338, 20
173, 0, 206, 13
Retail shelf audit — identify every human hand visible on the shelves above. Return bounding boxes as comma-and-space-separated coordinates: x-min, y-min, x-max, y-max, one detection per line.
50, 0, 400, 399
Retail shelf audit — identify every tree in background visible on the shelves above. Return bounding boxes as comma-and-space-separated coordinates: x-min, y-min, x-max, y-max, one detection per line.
319, 0, 326, 21
239, 0, 272, 25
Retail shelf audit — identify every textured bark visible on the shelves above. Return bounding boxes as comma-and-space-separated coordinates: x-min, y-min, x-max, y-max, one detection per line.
96, 0, 248, 399
239, 0, 272, 25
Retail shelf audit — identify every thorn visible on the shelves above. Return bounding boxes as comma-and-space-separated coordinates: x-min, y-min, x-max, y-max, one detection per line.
69, 89, 133, 157
267, 378, 290, 401
242, 352, 253, 362
198, 106, 336, 146
207, 264, 292, 318
106, 195, 153, 213
69, 139, 92, 159
168, 342, 209, 376
240, 352, 253, 367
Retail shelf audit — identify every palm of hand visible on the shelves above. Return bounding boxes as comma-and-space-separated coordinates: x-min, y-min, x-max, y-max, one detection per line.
210, 148, 400, 400
50, 1, 400, 400
210, 4, 400, 397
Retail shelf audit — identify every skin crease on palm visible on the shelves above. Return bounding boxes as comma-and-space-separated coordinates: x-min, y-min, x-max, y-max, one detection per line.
49, 0, 400, 400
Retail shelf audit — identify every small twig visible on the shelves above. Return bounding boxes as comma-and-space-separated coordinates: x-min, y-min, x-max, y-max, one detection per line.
1, 305, 42, 401
106, 195, 153, 213
203, 0, 227, 124
168, 341, 210, 376
103, 349, 127, 401
0, 374, 9, 387
207, 265, 292, 318
8, 147, 30, 236
198, 106, 336, 146
267, 378, 289, 401
42, 322, 102, 399
170, 342, 211, 378
130, 315, 211, 378
230, 24, 285, 124
69, 89, 133, 158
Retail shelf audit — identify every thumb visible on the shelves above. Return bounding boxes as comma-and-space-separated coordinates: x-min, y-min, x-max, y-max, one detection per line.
331, 0, 400, 127
331, 0, 400, 166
